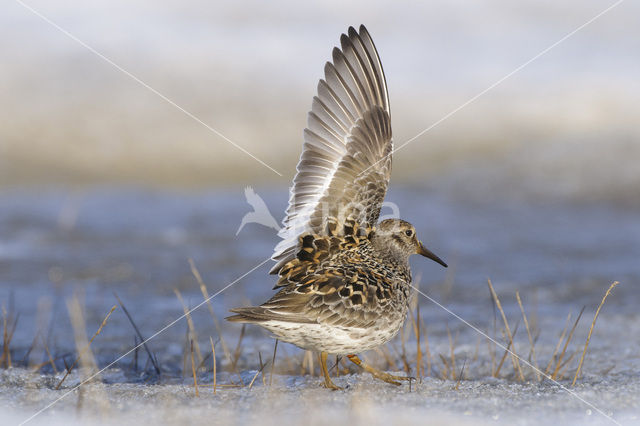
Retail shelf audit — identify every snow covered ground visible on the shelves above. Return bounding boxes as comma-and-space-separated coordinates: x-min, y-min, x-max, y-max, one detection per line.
2, 368, 640, 426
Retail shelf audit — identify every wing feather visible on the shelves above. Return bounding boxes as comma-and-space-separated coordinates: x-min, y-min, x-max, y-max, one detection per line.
271, 25, 392, 274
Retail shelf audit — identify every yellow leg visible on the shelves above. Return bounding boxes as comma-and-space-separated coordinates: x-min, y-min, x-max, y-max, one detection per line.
319, 352, 342, 390
347, 354, 414, 386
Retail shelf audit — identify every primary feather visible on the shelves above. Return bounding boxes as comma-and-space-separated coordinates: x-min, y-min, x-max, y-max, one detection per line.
271, 25, 393, 274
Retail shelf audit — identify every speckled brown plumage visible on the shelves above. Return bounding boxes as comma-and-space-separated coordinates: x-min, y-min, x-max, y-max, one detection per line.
227, 219, 446, 382
229, 220, 416, 345
226, 25, 447, 388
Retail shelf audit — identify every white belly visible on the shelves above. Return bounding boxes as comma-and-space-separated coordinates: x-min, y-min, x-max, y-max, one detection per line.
260, 319, 404, 354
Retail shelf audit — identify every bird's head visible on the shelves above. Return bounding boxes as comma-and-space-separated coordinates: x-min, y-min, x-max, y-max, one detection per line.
374, 219, 447, 267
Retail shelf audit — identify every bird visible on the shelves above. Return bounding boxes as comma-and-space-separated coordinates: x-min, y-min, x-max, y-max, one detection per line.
236, 186, 281, 235
227, 25, 447, 389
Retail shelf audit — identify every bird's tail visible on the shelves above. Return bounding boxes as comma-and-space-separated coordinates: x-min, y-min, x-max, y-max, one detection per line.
225, 307, 271, 323
226, 306, 314, 324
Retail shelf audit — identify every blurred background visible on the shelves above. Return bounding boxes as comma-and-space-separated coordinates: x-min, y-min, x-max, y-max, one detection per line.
2, 0, 639, 201
0, 0, 639, 405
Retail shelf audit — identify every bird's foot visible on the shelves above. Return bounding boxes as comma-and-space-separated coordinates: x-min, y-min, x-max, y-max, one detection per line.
369, 370, 415, 386
347, 354, 415, 386
321, 377, 344, 390
319, 351, 343, 390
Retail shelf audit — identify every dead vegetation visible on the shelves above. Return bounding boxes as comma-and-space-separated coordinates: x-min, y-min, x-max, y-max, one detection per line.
0, 270, 621, 398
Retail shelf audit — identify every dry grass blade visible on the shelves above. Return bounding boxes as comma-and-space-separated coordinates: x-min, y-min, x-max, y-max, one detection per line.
65, 297, 111, 414
56, 305, 116, 390
516, 291, 540, 381
0, 307, 19, 369
489, 290, 497, 376
189, 259, 234, 362
552, 306, 585, 380
190, 259, 243, 385
231, 324, 246, 372
488, 328, 496, 376
494, 340, 511, 378
22, 331, 38, 366
174, 289, 203, 366
209, 336, 217, 394
269, 339, 279, 387
190, 339, 199, 397
1, 306, 12, 368
494, 322, 519, 378
248, 359, 269, 389
197, 347, 213, 370
438, 354, 450, 380
31, 339, 65, 373
27, 298, 52, 368
43, 338, 58, 374
557, 349, 579, 379
545, 312, 571, 375
487, 279, 525, 381
181, 325, 189, 376
572, 281, 619, 386
408, 305, 423, 378
455, 359, 467, 390
259, 352, 266, 386
114, 292, 161, 375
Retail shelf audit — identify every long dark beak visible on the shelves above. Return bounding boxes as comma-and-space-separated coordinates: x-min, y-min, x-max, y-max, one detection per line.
417, 242, 448, 268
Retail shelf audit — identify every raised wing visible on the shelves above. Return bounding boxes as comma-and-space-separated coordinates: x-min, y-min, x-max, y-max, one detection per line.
271, 25, 393, 274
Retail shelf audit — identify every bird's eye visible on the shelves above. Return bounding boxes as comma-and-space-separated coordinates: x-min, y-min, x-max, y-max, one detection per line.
405, 230, 413, 237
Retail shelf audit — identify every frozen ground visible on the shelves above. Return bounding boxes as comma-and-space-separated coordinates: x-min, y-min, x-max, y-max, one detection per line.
2, 368, 640, 426
0, 187, 639, 425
